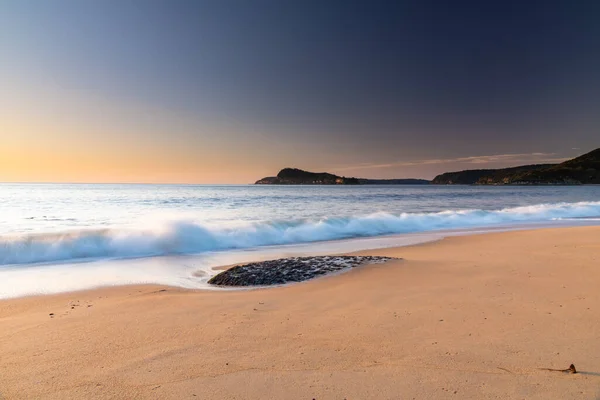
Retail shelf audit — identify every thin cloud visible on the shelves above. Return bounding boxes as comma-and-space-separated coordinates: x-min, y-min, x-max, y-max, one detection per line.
334, 152, 568, 171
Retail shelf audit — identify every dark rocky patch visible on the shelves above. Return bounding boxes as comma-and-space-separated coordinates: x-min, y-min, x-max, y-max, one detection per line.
208, 255, 398, 287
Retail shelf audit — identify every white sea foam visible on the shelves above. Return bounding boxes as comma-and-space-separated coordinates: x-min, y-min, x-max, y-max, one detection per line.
2, 201, 600, 266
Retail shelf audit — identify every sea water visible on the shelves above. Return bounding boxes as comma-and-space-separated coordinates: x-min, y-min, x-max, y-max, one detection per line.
1, 183, 599, 298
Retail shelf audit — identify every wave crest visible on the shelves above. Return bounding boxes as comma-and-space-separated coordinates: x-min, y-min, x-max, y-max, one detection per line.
2, 201, 600, 266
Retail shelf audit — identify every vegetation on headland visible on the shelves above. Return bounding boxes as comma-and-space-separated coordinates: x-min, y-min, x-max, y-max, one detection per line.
432, 148, 600, 185
431, 164, 555, 185
255, 168, 429, 185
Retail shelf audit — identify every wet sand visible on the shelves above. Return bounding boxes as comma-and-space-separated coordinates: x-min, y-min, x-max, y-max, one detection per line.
1, 226, 600, 399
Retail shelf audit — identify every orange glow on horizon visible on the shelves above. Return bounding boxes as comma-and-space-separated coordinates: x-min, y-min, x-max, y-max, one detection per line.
0, 104, 282, 184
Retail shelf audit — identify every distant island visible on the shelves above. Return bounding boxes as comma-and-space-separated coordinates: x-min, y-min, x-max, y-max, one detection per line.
432, 148, 600, 185
255, 168, 430, 185
257, 148, 600, 185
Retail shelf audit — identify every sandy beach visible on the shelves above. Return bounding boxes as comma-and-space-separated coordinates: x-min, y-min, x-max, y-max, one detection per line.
1, 226, 600, 399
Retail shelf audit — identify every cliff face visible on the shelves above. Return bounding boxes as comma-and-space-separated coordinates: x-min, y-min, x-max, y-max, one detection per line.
432, 148, 600, 185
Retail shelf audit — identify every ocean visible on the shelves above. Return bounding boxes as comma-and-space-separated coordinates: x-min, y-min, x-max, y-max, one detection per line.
1, 183, 600, 298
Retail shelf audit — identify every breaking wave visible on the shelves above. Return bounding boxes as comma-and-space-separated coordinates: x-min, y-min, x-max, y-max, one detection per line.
2, 201, 600, 266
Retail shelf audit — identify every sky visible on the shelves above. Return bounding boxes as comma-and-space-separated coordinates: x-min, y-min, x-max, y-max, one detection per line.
1, 0, 599, 183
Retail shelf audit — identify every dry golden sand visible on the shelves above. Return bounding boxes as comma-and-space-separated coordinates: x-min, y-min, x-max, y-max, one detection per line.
1, 227, 600, 399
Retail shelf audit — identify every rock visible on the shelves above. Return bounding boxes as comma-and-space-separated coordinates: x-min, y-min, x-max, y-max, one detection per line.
208, 256, 398, 287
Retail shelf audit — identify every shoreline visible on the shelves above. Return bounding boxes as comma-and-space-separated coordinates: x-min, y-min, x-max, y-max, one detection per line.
1, 222, 599, 301
2, 226, 600, 399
